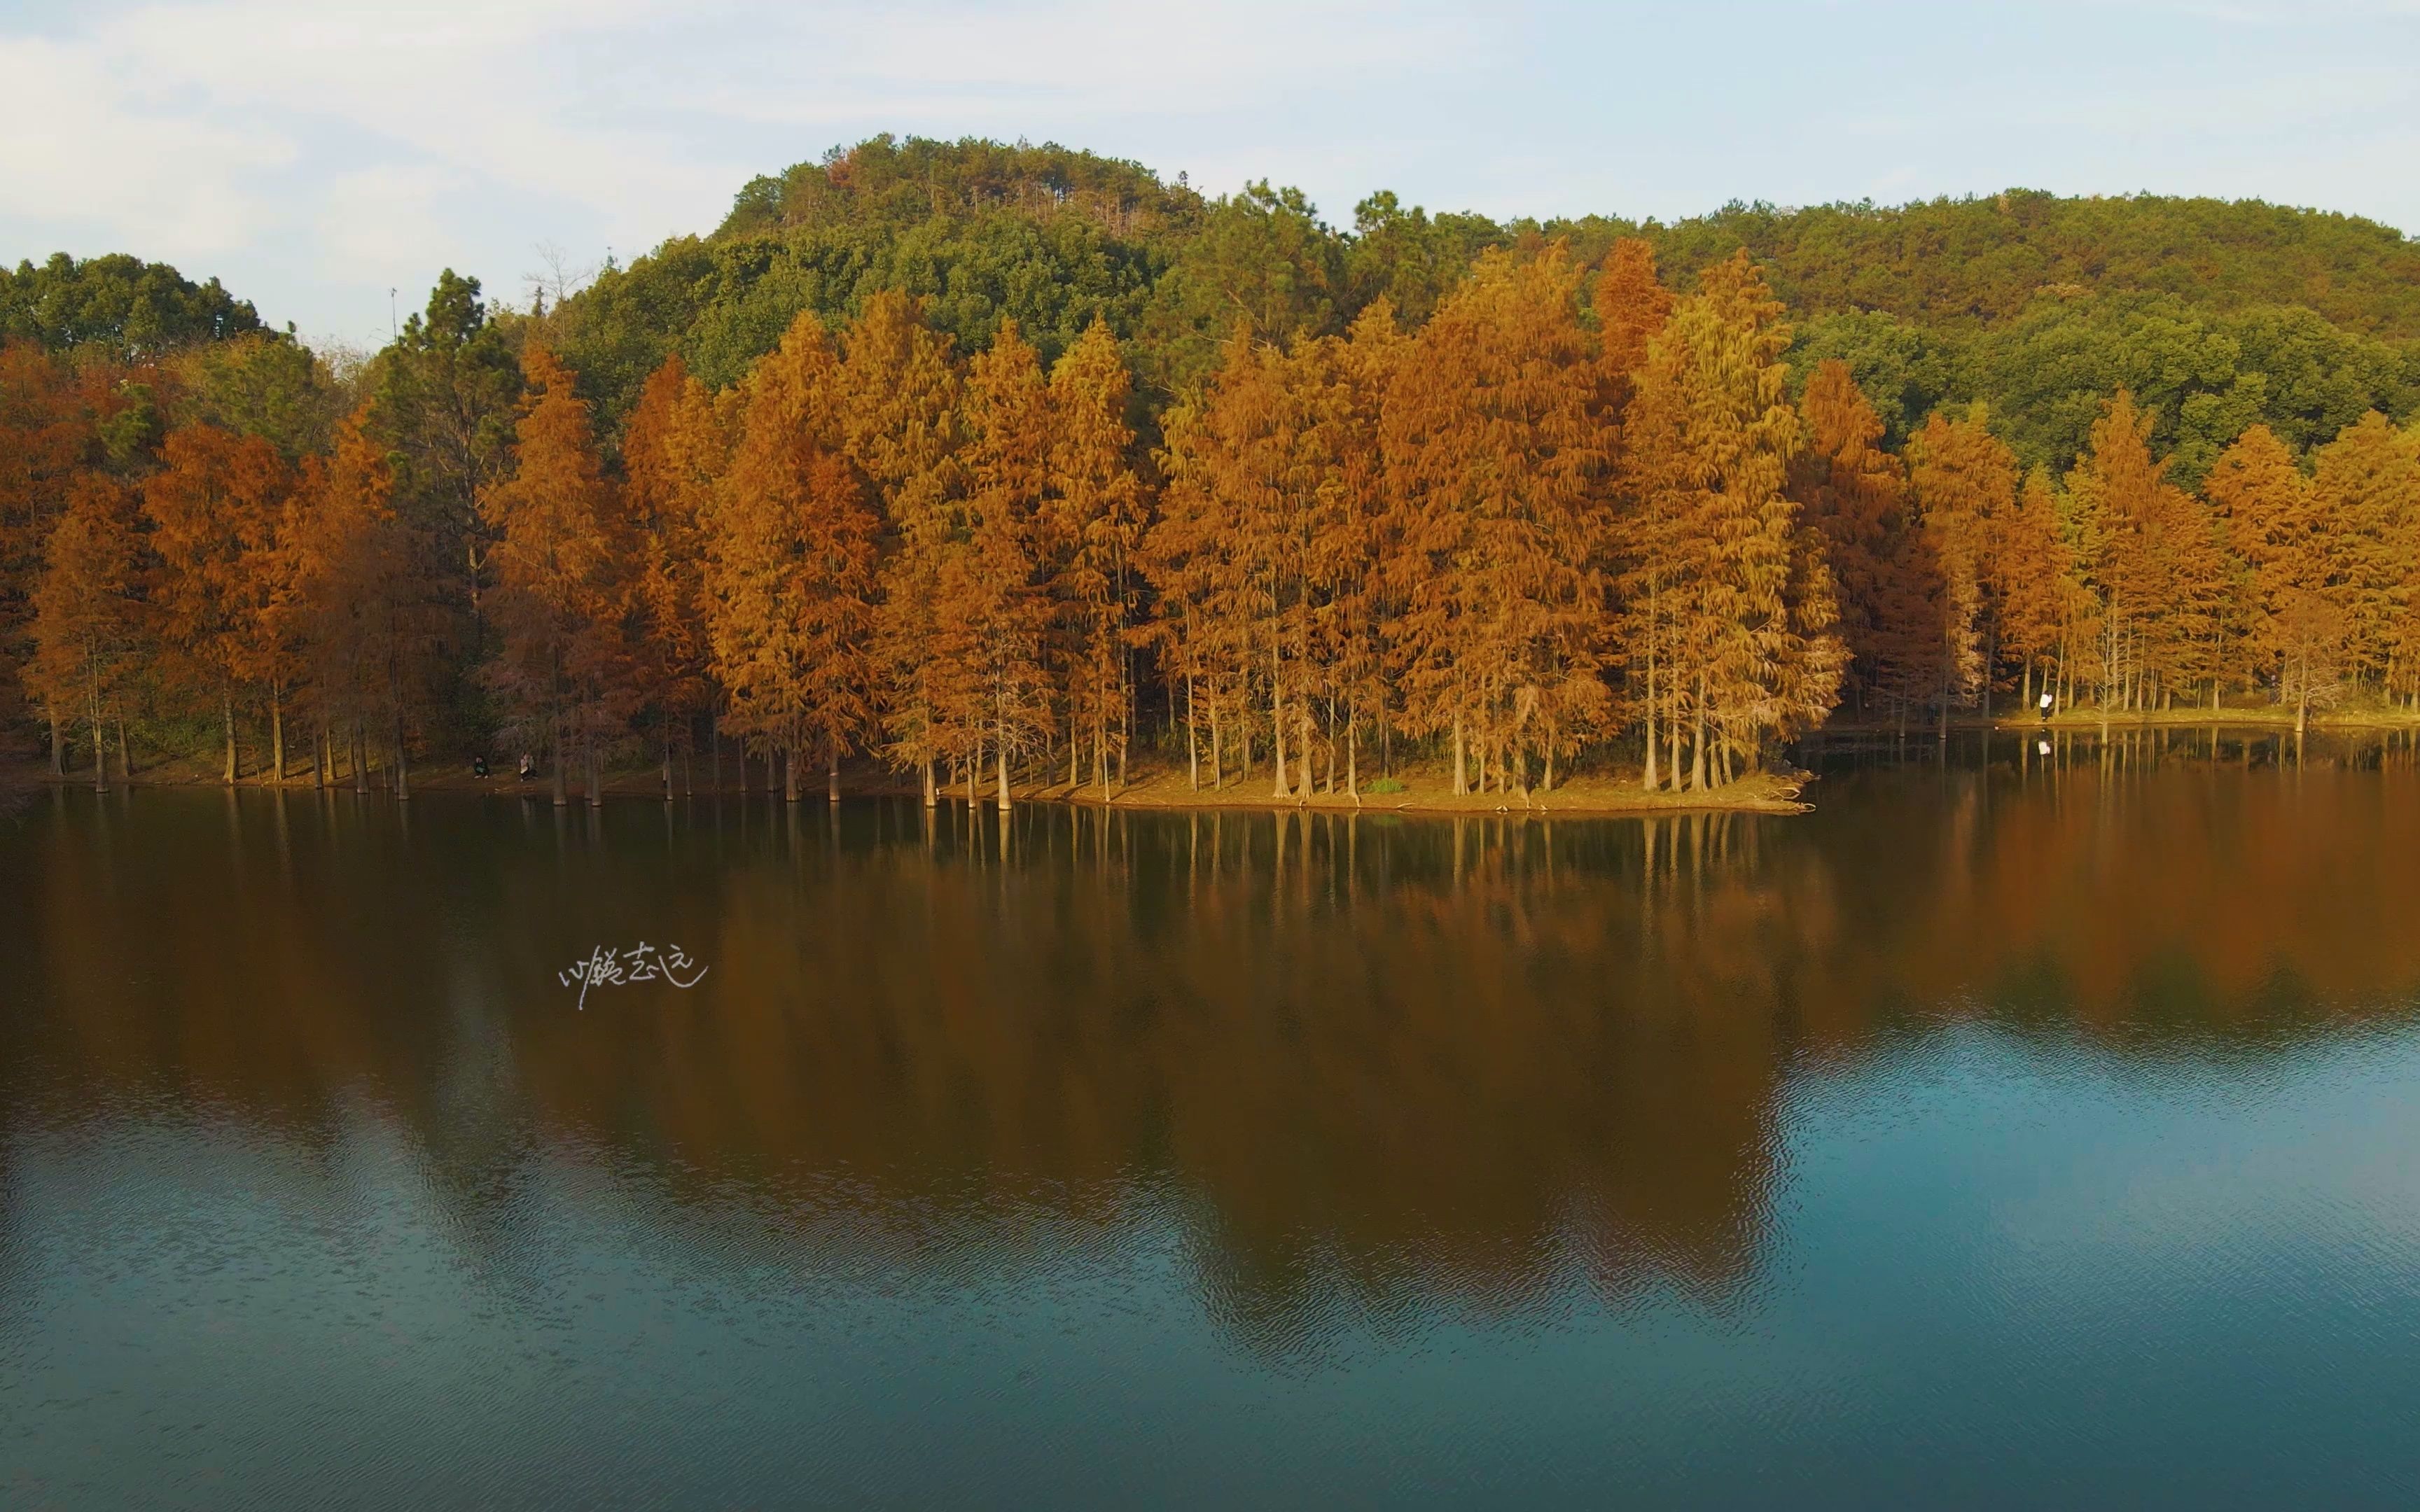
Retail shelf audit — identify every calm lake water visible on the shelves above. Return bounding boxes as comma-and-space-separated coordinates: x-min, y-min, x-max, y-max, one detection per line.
6, 732, 2420, 1508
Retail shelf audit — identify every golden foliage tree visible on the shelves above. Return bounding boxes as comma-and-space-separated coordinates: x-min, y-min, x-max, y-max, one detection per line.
144, 424, 290, 783
1907, 405, 2018, 730
1625, 251, 1842, 789
1383, 247, 1608, 799
702, 312, 879, 802
26, 474, 143, 788
623, 353, 730, 792
1043, 315, 1146, 797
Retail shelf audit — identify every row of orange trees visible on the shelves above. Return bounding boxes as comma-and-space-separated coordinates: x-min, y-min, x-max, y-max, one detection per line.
11, 241, 2420, 801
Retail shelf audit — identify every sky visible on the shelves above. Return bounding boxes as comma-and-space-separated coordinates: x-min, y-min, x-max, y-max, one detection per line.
3, 0, 2416, 352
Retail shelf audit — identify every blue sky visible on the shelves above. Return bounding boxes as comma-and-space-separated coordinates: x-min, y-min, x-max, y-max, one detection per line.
3, 0, 2415, 351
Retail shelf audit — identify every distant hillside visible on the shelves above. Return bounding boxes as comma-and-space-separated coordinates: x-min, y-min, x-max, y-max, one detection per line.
543, 137, 2418, 481
13, 136, 2417, 481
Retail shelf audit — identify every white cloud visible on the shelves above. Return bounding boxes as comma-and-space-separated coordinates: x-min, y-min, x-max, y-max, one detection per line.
0, 32, 293, 253
314, 163, 464, 291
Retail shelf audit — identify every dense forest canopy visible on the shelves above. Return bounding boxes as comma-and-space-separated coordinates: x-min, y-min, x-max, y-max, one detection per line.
7, 134, 2420, 799
551, 138, 2420, 477
1, 253, 267, 360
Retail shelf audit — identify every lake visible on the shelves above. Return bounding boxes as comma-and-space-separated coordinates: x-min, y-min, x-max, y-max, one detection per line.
5, 731, 2420, 1508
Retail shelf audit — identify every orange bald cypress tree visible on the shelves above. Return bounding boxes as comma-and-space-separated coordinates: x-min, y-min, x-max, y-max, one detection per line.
623, 353, 728, 793
1595, 243, 1680, 785
954, 320, 1053, 808
1043, 315, 1146, 798
2068, 391, 2222, 720
2206, 423, 2332, 726
1144, 327, 1260, 793
26, 474, 144, 790
1383, 247, 1607, 799
1989, 464, 2081, 716
1790, 360, 1909, 720
1625, 251, 1840, 789
702, 311, 879, 802
145, 424, 290, 783
287, 407, 417, 792
2309, 412, 2420, 700
1907, 405, 2017, 732
1, 342, 90, 747
1594, 237, 1674, 435
840, 291, 966, 805
482, 343, 633, 806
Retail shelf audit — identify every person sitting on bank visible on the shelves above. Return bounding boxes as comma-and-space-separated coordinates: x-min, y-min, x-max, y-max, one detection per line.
518, 753, 536, 782
473, 754, 490, 778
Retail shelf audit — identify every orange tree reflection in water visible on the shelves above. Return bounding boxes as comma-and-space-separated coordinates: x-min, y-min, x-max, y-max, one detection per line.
12, 736, 2420, 1359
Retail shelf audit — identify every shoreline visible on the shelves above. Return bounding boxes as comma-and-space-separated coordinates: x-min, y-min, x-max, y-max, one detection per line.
18, 704, 2416, 816
1826, 709, 2420, 734
8, 757, 1814, 818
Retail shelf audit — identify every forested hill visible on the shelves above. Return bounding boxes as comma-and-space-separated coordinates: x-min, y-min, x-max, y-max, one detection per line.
9, 134, 2420, 482
535, 135, 2420, 483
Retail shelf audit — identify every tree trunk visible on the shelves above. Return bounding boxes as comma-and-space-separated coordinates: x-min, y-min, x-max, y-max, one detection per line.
552, 719, 568, 807
1271, 671, 1290, 799
1209, 701, 1224, 790
353, 719, 368, 795
1691, 676, 1709, 792
48, 708, 64, 777
313, 722, 326, 790
922, 757, 937, 808
223, 691, 239, 785
118, 718, 133, 779
90, 688, 106, 792
783, 744, 798, 803
392, 712, 410, 801
710, 708, 722, 794
827, 750, 840, 806
1186, 676, 1199, 790
1452, 711, 1466, 797
995, 722, 1013, 813
270, 684, 286, 784
1297, 704, 1312, 802
1643, 657, 1658, 790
